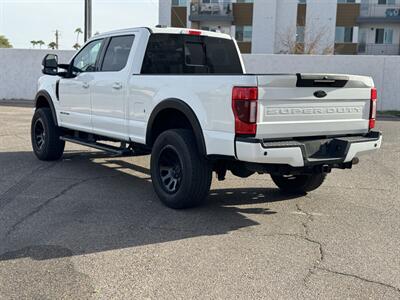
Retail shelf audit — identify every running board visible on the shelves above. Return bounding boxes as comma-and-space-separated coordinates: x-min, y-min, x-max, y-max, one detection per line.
60, 136, 133, 156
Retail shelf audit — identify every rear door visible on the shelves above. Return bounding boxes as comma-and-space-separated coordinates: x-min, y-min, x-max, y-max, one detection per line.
255, 74, 373, 139
91, 34, 135, 140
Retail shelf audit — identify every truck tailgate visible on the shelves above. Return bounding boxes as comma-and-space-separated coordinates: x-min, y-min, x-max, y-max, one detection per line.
256, 74, 374, 139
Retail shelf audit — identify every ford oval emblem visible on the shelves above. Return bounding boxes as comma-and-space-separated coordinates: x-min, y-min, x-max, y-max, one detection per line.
314, 90, 327, 98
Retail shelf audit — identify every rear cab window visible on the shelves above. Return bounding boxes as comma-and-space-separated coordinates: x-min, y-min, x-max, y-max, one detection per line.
141, 34, 243, 75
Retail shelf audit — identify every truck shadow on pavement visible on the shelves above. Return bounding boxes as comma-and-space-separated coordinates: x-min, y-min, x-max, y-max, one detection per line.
0, 151, 301, 261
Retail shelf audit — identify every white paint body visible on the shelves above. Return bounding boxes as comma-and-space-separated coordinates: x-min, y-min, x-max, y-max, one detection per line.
37, 27, 381, 167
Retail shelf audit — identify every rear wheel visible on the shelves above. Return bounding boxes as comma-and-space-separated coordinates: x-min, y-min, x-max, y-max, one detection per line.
31, 108, 65, 161
150, 129, 212, 209
271, 173, 326, 194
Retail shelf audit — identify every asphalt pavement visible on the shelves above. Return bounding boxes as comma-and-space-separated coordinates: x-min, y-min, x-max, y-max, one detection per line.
0, 104, 399, 299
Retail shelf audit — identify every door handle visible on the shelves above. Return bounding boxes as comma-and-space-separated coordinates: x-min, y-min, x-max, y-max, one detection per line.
82, 82, 90, 89
112, 82, 122, 90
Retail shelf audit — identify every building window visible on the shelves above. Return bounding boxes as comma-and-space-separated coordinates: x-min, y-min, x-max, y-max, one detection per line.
378, 0, 396, 5
298, 0, 306, 3
375, 28, 393, 44
335, 27, 354, 43
172, 0, 187, 6
337, 0, 355, 3
296, 26, 305, 43
236, 0, 254, 3
235, 26, 252, 42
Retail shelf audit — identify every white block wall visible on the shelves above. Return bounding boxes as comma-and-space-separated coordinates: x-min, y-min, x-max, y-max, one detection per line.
0, 49, 75, 101
243, 54, 400, 111
0, 49, 398, 110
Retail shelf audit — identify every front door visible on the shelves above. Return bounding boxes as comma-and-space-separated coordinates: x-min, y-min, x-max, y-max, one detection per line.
58, 38, 104, 132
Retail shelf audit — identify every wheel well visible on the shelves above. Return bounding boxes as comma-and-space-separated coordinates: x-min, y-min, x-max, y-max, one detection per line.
36, 96, 50, 109
148, 108, 193, 146
147, 100, 207, 156
35, 91, 58, 126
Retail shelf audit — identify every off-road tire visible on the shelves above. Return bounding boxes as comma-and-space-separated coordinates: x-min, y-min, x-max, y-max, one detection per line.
150, 129, 212, 209
31, 107, 65, 161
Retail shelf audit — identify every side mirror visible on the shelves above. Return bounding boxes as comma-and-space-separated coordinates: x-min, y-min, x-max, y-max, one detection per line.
42, 54, 58, 75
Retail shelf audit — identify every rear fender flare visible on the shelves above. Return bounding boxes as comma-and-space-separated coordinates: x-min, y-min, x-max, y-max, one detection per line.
146, 99, 207, 156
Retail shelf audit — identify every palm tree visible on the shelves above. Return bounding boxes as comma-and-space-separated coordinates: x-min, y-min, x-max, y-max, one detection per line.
73, 43, 81, 50
75, 27, 83, 44
30, 40, 38, 48
37, 40, 45, 49
48, 42, 57, 49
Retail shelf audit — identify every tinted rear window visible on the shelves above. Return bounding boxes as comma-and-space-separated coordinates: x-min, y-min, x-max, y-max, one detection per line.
141, 34, 243, 74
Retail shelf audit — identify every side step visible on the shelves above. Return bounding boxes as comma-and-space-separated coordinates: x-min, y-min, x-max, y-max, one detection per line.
60, 136, 134, 156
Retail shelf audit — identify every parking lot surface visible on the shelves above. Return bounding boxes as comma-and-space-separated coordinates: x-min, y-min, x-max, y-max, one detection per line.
0, 104, 399, 299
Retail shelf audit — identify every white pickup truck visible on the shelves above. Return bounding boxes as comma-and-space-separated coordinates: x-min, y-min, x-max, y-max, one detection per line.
32, 27, 382, 209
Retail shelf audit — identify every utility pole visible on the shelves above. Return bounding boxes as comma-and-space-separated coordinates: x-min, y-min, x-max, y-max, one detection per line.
55, 30, 60, 49
84, 0, 92, 42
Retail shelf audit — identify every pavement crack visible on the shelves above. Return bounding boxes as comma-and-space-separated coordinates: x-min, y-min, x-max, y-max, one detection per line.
317, 267, 400, 294
294, 200, 399, 294
3, 175, 121, 239
295, 200, 325, 285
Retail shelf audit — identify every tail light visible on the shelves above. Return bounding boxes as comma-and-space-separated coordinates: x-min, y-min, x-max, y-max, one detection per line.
369, 87, 377, 130
232, 87, 258, 135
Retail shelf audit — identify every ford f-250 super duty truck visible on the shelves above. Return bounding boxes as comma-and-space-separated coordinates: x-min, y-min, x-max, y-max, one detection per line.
32, 27, 382, 209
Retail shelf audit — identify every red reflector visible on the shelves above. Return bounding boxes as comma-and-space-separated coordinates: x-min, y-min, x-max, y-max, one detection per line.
369, 87, 377, 130
371, 87, 377, 101
188, 30, 201, 36
232, 87, 258, 135
369, 119, 376, 130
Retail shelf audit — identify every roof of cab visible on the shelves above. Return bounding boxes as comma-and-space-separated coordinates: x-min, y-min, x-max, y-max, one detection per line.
92, 26, 233, 40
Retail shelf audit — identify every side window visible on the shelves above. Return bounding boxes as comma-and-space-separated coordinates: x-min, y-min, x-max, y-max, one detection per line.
72, 39, 103, 73
101, 35, 135, 72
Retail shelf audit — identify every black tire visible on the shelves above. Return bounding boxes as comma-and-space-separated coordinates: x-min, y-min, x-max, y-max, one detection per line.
271, 173, 326, 194
31, 107, 65, 161
150, 129, 212, 209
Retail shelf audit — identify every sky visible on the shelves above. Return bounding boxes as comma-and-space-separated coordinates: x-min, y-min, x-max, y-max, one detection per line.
0, 0, 159, 49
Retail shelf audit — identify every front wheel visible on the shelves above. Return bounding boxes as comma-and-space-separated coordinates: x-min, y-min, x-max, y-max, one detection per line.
150, 129, 212, 209
31, 108, 65, 161
271, 173, 326, 194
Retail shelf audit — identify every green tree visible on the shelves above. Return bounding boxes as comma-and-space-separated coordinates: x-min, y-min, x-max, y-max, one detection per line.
37, 40, 45, 49
30, 40, 38, 48
73, 43, 81, 50
48, 42, 57, 49
0, 35, 12, 48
